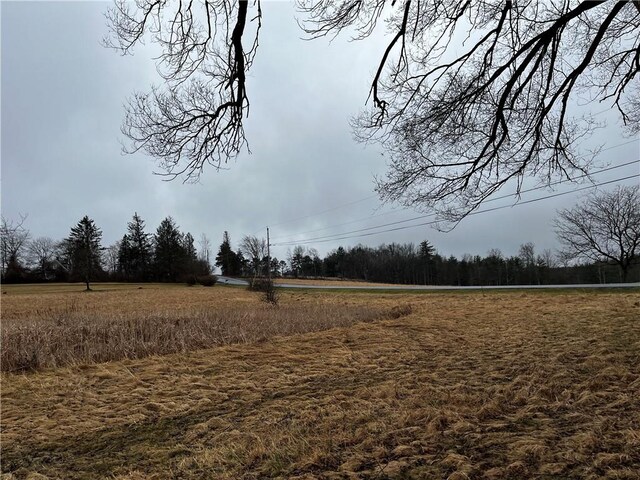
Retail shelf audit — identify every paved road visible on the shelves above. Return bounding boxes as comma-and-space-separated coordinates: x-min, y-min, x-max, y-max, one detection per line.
217, 276, 639, 290
217, 276, 252, 286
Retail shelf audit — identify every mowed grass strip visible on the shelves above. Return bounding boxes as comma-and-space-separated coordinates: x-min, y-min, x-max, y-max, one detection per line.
1, 289, 639, 479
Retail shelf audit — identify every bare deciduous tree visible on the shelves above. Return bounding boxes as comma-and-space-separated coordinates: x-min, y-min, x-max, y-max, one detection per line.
27, 236, 57, 279
240, 235, 267, 277
108, 1, 639, 218
518, 242, 536, 268
1, 214, 30, 276
539, 249, 557, 269
199, 233, 212, 267
104, 242, 121, 276
554, 185, 640, 281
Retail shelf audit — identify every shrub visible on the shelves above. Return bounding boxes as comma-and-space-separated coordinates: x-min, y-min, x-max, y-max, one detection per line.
197, 275, 217, 287
261, 281, 278, 306
247, 278, 278, 305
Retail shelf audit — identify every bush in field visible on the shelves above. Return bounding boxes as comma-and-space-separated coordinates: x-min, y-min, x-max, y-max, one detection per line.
248, 278, 268, 291
261, 281, 278, 305
248, 278, 278, 305
197, 275, 217, 287
183, 275, 197, 286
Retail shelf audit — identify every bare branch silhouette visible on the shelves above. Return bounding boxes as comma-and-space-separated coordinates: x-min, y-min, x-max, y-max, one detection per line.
105, 0, 262, 181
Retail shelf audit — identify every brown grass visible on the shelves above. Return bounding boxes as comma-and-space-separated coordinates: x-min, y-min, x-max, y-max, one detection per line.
1, 301, 393, 372
0, 283, 257, 320
1, 286, 639, 480
274, 278, 402, 287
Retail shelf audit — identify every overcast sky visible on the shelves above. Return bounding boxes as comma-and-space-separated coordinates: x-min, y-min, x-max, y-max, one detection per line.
2, 1, 639, 268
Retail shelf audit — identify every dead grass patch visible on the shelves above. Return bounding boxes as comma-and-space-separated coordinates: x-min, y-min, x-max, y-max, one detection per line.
1, 299, 403, 372
274, 278, 402, 287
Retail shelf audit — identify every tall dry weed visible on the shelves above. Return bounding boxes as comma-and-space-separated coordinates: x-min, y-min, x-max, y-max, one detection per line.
1, 303, 403, 372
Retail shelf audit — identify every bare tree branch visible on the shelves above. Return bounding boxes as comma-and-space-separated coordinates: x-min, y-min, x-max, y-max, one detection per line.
27, 236, 57, 279
299, 0, 639, 221
105, 0, 262, 181
108, 0, 639, 222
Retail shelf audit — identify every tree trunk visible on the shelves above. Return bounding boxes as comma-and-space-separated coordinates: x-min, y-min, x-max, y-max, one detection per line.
620, 264, 628, 282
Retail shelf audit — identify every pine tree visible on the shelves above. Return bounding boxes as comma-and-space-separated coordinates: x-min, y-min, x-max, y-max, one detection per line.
153, 217, 185, 282
215, 231, 241, 276
66, 216, 103, 290
117, 234, 132, 280
182, 232, 198, 279
183, 232, 197, 262
126, 213, 153, 281
419, 240, 435, 285
289, 246, 305, 278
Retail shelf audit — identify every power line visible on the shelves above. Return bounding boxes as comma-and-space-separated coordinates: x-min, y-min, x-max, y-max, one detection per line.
268, 194, 378, 229
272, 173, 639, 246
272, 158, 639, 242
597, 138, 639, 152
270, 140, 638, 241
272, 159, 639, 244
271, 207, 403, 242
276, 173, 639, 246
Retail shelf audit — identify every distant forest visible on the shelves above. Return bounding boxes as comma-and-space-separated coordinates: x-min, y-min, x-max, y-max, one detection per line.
295, 242, 640, 286
2, 213, 638, 286
225, 240, 638, 286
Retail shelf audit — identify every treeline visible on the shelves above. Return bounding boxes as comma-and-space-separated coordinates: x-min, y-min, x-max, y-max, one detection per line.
2, 214, 638, 285
217, 238, 639, 285
317, 241, 639, 285
0, 214, 211, 285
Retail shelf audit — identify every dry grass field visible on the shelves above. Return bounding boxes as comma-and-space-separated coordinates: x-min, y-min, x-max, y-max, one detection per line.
1, 284, 398, 372
1, 284, 639, 479
274, 279, 402, 287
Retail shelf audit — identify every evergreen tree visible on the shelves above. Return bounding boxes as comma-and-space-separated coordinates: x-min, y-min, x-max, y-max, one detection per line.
215, 231, 241, 276
236, 251, 249, 277
182, 232, 199, 278
66, 216, 103, 290
419, 240, 435, 285
126, 213, 153, 281
335, 246, 346, 279
183, 232, 197, 262
153, 217, 185, 282
117, 234, 133, 280
289, 245, 305, 278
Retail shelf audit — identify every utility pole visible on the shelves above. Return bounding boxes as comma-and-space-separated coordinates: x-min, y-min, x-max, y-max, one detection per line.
266, 227, 271, 282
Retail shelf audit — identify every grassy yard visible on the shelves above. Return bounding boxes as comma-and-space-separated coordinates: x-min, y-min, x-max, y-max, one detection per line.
1, 284, 639, 479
